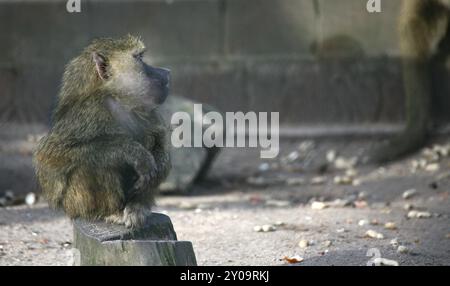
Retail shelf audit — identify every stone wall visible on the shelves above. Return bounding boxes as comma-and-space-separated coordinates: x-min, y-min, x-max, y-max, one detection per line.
0, 0, 449, 126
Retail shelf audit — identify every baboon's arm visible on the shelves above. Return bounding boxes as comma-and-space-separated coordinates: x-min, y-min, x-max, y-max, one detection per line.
74, 137, 158, 192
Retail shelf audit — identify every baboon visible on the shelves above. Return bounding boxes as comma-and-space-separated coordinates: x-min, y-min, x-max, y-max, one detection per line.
371, 0, 450, 163
34, 35, 171, 228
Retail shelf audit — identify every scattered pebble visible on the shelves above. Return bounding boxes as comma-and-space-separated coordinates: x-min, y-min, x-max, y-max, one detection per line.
404, 204, 414, 211
261, 225, 276, 232
322, 240, 332, 247
425, 163, 440, 172
384, 222, 397, 230
286, 178, 305, 186
274, 221, 285, 226
265, 200, 290, 208
373, 258, 399, 266
286, 151, 300, 163
25, 193, 37, 206
334, 157, 357, 170
397, 245, 408, 254
333, 175, 353, 185
253, 226, 263, 232
402, 189, 417, 200
311, 176, 326, 185
358, 219, 369, 226
298, 239, 309, 249
326, 150, 337, 162
258, 163, 270, 172
365, 230, 384, 239
178, 202, 197, 210
354, 200, 368, 209
407, 211, 432, 219
283, 255, 304, 264
336, 228, 347, 233
370, 219, 379, 226
253, 225, 262, 232
390, 238, 399, 248
311, 201, 328, 210
298, 141, 315, 153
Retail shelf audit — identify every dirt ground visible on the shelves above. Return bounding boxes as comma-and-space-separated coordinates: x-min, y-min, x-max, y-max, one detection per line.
0, 138, 449, 266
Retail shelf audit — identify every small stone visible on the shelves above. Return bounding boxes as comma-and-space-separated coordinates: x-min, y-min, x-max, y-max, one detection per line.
298, 141, 315, 152
0, 198, 6, 207
365, 230, 384, 239
390, 238, 399, 248
402, 189, 417, 200
425, 163, 440, 172
286, 178, 305, 186
334, 157, 357, 170
358, 191, 367, 200
403, 204, 414, 211
329, 199, 352, 208
253, 226, 263, 232
373, 258, 399, 266
370, 219, 379, 225
283, 255, 304, 264
311, 176, 326, 185
25, 193, 37, 206
345, 169, 358, 177
265, 200, 290, 208
258, 163, 270, 172
261, 225, 276, 232
287, 151, 300, 163
311, 201, 328, 210
384, 222, 397, 230
397, 245, 408, 254
358, 219, 369, 226
352, 179, 362, 186
407, 211, 432, 219
178, 202, 197, 210
333, 175, 353, 185
323, 240, 332, 247
326, 150, 337, 162
336, 228, 346, 233
446, 233, 450, 239
354, 200, 368, 209
274, 221, 285, 226
298, 239, 309, 248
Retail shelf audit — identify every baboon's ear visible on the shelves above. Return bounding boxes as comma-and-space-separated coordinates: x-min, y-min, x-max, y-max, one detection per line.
92, 52, 109, 80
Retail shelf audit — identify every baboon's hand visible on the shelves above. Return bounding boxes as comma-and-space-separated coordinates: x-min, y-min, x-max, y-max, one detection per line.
132, 153, 157, 192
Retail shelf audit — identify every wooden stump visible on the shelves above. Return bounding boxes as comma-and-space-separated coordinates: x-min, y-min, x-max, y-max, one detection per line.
72, 213, 197, 266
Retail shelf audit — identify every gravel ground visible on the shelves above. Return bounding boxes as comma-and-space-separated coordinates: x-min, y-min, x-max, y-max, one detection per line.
1, 138, 450, 266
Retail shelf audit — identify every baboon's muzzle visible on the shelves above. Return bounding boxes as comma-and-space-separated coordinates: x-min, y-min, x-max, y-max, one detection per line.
145, 65, 170, 104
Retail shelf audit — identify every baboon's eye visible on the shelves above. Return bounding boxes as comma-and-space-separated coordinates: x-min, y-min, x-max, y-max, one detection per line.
133, 52, 144, 61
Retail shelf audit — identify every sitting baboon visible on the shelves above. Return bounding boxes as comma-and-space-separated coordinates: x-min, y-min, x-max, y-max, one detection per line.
34, 35, 171, 228
372, 0, 450, 162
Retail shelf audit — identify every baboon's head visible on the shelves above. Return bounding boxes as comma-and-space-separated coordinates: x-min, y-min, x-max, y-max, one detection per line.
63, 35, 170, 110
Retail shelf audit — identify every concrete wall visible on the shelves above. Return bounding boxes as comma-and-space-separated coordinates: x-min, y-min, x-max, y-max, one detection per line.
0, 0, 449, 126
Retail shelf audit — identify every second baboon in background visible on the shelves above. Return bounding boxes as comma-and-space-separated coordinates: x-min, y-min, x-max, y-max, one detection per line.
34, 35, 171, 228
372, 0, 450, 163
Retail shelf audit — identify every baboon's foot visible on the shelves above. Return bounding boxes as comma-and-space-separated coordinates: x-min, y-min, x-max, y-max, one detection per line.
123, 204, 152, 229
105, 213, 125, 225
